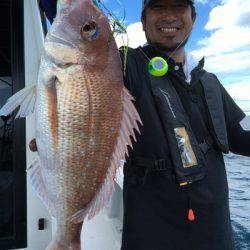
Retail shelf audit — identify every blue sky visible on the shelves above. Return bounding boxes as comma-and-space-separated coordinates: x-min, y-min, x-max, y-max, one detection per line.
100, 0, 250, 114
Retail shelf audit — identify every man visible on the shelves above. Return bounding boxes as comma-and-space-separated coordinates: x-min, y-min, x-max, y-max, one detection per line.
120, 1, 250, 250
37, 0, 250, 249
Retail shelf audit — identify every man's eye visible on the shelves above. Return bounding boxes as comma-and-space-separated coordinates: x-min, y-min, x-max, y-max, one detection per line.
174, 3, 189, 9
151, 4, 163, 10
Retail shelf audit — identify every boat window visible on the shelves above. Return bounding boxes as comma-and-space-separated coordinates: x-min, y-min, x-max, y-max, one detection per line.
0, 0, 26, 248
0, 0, 14, 242
0, 77, 14, 239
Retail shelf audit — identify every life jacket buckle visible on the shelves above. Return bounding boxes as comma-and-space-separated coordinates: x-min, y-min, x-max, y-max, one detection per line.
154, 159, 165, 171
199, 136, 213, 154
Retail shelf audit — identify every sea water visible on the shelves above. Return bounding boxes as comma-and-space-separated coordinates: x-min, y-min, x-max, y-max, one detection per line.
226, 116, 250, 249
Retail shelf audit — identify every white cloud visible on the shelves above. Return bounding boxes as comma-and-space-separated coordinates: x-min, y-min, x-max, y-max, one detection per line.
115, 22, 146, 48
201, 50, 250, 73
225, 79, 250, 101
205, 0, 250, 30
192, 0, 250, 75
224, 79, 250, 113
194, 26, 250, 57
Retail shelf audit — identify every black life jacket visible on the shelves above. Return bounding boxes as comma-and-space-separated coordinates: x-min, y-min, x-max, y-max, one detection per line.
132, 46, 229, 184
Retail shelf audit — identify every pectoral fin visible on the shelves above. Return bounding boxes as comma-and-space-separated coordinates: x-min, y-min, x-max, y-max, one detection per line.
0, 84, 37, 118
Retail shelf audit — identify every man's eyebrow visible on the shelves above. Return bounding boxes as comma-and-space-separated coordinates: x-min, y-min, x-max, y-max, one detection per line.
149, 3, 164, 7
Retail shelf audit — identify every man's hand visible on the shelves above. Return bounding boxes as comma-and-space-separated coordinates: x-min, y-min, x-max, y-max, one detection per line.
29, 138, 37, 152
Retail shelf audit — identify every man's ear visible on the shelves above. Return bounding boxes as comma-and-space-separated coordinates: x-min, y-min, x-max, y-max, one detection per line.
192, 11, 197, 24
190, 14, 196, 30
141, 18, 146, 32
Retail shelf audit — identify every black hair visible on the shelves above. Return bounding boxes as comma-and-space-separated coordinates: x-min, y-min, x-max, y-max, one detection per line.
141, 3, 197, 21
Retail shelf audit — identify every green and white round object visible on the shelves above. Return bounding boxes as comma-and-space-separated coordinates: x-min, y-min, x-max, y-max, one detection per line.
148, 57, 168, 77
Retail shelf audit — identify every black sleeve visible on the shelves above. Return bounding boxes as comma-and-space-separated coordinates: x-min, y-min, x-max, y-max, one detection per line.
220, 84, 246, 128
219, 84, 249, 155
119, 47, 140, 99
39, 0, 57, 24
228, 123, 250, 156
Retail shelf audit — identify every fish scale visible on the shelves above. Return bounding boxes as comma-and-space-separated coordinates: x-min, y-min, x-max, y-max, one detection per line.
39, 58, 124, 238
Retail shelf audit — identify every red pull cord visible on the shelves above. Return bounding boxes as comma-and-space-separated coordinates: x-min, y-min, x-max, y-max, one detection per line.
187, 184, 195, 222
188, 208, 195, 221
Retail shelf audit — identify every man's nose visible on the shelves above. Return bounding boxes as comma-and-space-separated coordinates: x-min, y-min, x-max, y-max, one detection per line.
161, 7, 178, 21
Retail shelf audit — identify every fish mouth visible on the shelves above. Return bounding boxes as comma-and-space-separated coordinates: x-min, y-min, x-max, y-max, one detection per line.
49, 34, 77, 49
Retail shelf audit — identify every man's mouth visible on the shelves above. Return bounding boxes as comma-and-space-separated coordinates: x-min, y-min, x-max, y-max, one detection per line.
160, 27, 179, 33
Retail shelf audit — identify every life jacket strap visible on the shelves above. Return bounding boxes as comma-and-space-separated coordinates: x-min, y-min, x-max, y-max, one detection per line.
130, 156, 173, 171
129, 136, 213, 172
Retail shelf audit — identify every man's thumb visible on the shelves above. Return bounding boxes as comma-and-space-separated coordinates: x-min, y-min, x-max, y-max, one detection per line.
29, 138, 37, 152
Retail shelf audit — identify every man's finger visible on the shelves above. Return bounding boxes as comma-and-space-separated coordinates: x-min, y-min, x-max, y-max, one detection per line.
29, 138, 38, 152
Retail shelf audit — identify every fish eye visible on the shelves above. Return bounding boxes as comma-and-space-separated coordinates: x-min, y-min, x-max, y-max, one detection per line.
82, 24, 92, 32
81, 20, 96, 33
80, 20, 99, 41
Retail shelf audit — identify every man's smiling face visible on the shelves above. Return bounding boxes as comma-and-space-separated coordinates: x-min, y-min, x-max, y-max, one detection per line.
142, 0, 196, 52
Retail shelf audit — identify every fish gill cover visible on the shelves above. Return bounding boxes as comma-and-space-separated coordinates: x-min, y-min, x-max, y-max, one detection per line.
93, 0, 129, 75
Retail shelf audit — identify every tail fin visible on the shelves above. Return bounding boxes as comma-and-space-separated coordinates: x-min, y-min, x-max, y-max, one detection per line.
0, 84, 37, 118
46, 240, 74, 250
45, 233, 82, 250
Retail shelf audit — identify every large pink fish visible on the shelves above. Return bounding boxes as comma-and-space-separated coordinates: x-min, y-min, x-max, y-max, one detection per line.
0, 0, 141, 249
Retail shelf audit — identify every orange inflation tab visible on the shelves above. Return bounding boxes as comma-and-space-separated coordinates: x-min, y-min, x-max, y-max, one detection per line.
188, 208, 195, 221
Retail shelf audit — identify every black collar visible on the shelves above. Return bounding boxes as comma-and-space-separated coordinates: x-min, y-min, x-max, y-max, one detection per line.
139, 45, 206, 87
141, 44, 205, 73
